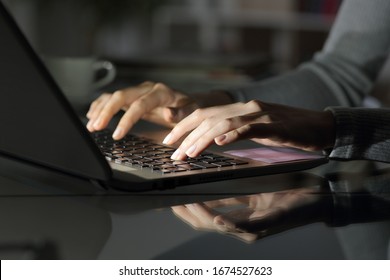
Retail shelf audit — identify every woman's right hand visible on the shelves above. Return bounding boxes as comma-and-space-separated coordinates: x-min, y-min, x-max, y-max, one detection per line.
165, 100, 336, 160
86, 81, 199, 140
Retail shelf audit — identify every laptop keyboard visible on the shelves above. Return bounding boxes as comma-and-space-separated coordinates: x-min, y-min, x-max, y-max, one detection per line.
92, 130, 248, 174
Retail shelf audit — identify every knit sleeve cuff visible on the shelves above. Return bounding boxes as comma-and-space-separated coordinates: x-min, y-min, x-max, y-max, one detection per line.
325, 107, 357, 159
325, 107, 390, 162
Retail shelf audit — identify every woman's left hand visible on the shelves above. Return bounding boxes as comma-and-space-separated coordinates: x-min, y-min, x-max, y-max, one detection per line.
162, 100, 336, 160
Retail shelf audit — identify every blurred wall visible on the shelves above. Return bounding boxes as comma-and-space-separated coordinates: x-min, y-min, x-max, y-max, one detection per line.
3, 0, 338, 72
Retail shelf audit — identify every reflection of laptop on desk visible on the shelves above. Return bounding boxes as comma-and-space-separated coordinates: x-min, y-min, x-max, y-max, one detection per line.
0, 2, 327, 191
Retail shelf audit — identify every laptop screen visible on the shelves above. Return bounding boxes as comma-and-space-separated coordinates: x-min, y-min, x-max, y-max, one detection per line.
0, 2, 111, 181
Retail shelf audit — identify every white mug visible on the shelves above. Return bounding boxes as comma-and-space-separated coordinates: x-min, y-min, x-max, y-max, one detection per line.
43, 56, 116, 107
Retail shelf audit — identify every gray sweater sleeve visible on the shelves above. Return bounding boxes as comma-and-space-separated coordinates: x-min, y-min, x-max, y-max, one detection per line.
227, 0, 390, 110
326, 107, 390, 162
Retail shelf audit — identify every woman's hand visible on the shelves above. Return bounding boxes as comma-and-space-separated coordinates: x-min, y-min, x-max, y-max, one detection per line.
163, 100, 336, 160
172, 187, 330, 243
86, 81, 198, 139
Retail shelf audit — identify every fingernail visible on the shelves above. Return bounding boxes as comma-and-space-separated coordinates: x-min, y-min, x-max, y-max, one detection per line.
93, 117, 102, 129
171, 149, 181, 160
86, 120, 93, 131
112, 127, 123, 139
215, 134, 227, 143
186, 145, 197, 156
162, 133, 172, 144
214, 218, 226, 226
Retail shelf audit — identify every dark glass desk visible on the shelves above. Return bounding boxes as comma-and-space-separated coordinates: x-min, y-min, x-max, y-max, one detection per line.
0, 144, 389, 260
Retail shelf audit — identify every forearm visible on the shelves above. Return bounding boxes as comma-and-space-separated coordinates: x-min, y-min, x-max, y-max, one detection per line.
227, 0, 390, 110
227, 68, 344, 110
194, 67, 346, 110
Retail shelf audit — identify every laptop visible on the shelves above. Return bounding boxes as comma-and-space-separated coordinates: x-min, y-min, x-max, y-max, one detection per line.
0, 2, 328, 191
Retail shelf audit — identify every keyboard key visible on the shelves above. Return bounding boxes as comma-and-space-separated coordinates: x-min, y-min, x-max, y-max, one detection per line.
114, 158, 127, 164
171, 160, 186, 165
156, 158, 174, 163
159, 169, 173, 174
173, 167, 187, 172
210, 161, 234, 167
93, 130, 246, 173
146, 162, 165, 168
228, 159, 248, 165
175, 164, 202, 170
158, 148, 176, 153
192, 162, 219, 169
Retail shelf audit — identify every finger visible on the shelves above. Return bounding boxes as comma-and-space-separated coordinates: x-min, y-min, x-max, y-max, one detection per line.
90, 90, 129, 131
171, 205, 187, 216
170, 117, 225, 160
171, 118, 239, 160
175, 110, 269, 159
214, 208, 255, 228
213, 110, 271, 144
247, 193, 275, 210
167, 101, 268, 159
163, 102, 249, 146
185, 203, 220, 230
172, 205, 212, 230
185, 203, 219, 221
171, 206, 202, 228
92, 83, 156, 132
87, 82, 159, 132
140, 93, 198, 128
168, 104, 257, 160
86, 94, 112, 132
203, 196, 249, 208
162, 108, 216, 149
86, 94, 110, 119
215, 122, 281, 146
171, 205, 191, 220
86, 97, 101, 119
226, 232, 259, 243
112, 85, 174, 139
213, 208, 280, 241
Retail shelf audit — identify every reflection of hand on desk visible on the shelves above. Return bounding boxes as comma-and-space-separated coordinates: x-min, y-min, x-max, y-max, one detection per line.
172, 186, 332, 243
172, 169, 390, 244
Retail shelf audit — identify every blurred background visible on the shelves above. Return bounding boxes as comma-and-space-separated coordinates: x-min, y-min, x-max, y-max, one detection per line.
3, 0, 342, 94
